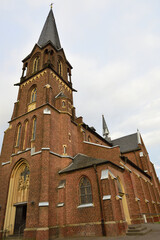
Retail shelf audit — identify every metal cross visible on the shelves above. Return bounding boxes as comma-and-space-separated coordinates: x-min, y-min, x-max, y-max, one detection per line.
21, 167, 30, 181
50, 3, 54, 9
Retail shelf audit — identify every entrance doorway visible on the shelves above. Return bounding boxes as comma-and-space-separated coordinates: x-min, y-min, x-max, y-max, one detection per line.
3, 161, 30, 235
14, 204, 27, 234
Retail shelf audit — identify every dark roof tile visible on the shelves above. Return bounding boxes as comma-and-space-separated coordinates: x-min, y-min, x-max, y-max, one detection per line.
112, 133, 140, 153
38, 9, 61, 49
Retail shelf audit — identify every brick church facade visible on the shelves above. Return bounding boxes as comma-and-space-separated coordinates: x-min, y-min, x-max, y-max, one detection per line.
0, 8, 160, 240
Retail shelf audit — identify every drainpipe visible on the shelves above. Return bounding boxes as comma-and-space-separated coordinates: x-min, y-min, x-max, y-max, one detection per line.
93, 164, 106, 236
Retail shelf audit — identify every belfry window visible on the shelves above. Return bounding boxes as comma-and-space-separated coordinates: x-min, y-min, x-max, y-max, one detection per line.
23, 121, 28, 150
33, 57, 40, 73
16, 124, 21, 147
57, 60, 63, 76
30, 88, 37, 103
32, 117, 37, 140
79, 177, 92, 205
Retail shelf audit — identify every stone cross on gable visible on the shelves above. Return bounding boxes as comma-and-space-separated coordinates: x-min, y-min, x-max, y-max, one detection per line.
21, 166, 30, 181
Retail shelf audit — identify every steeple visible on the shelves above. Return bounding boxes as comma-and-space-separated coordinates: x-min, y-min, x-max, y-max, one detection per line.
102, 115, 111, 142
38, 8, 61, 49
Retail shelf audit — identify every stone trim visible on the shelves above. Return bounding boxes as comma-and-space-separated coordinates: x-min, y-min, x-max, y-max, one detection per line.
77, 203, 94, 208
37, 227, 49, 231
116, 195, 122, 200
83, 141, 119, 149
31, 150, 42, 156
50, 151, 73, 159
24, 228, 37, 231
39, 202, 49, 207
135, 197, 140, 201
103, 195, 111, 200
2, 161, 11, 166
57, 203, 65, 207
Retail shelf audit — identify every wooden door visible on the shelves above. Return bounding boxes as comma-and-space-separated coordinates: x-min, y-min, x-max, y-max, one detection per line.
14, 204, 27, 234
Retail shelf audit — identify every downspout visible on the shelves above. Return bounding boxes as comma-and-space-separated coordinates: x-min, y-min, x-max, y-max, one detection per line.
93, 164, 106, 236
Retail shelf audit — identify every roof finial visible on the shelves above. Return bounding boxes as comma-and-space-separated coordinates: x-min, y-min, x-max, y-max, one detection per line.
50, 3, 53, 9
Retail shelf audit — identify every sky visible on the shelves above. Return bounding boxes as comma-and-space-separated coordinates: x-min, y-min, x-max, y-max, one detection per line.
0, 0, 160, 178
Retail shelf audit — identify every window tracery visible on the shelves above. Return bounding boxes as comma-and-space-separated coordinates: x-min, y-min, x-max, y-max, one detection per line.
33, 56, 40, 73
79, 177, 92, 204
30, 88, 37, 103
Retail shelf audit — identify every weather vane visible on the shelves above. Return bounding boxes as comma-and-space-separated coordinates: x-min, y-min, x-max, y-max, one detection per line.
50, 3, 53, 9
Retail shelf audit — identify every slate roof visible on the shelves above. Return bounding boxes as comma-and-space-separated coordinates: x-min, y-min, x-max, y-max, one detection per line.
59, 154, 123, 174
38, 9, 61, 49
112, 133, 140, 153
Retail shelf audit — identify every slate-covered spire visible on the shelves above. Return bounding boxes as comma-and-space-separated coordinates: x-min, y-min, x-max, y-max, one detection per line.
102, 115, 111, 142
38, 8, 61, 49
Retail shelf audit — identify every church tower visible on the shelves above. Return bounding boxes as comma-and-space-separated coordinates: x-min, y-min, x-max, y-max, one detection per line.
1, 7, 160, 240
0, 8, 77, 240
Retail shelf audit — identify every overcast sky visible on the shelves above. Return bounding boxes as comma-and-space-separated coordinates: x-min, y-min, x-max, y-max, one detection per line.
0, 0, 160, 178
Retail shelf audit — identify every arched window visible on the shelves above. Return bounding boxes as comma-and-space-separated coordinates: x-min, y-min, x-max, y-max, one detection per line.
88, 136, 91, 142
30, 88, 37, 103
32, 117, 37, 140
16, 124, 21, 147
79, 177, 92, 204
62, 100, 65, 107
33, 57, 40, 73
57, 60, 63, 76
23, 120, 28, 150
63, 145, 67, 154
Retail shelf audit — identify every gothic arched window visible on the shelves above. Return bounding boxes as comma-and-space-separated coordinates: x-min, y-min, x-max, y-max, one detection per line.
32, 117, 37, 140
23, 120, 28, 150
16, 124, 22, 147
33, 57, 40, 73
79, 177, 92, 205
30, 88, 37, 103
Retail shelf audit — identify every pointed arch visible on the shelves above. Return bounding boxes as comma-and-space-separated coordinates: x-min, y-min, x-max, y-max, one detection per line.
31, 116, 37, 141
57, 56, 63, 76
3, 160, 30, 235
33, 56, 40, 73
79, 176, 92, 205
116, 177, 131, 224
23, 119, 29, 150
27, 84, 37, 112
15, 123, 22, 147
30, 87, 37, 103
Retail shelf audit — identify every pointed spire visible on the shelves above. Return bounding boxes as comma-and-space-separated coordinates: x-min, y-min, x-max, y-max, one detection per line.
102, 115, 109, 137
137, 129, 141, 144
38, 8, 61, 49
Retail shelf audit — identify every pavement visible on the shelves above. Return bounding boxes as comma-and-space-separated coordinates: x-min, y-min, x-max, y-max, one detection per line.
55, 223, 160, 240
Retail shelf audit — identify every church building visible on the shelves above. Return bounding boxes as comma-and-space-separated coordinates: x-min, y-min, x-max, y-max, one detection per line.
0, 8, 160, 240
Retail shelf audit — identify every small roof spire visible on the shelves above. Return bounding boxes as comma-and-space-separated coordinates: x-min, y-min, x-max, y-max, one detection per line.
102, 115, 110, 137
137, 129, 141, 144
38, 7, 61, 49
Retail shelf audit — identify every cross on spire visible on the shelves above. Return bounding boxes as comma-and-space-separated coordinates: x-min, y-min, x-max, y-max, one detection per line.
50, 3, 53, 9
